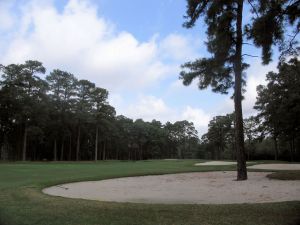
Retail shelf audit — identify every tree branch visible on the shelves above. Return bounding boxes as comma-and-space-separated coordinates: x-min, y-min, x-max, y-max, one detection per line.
247, 0, 259, 18
242, 42, 254, 46
242, 54, 259, 57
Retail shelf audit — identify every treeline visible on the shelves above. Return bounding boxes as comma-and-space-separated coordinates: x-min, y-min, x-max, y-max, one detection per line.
0, 60, 200, 161
1, 59, 299, 161
199, 58, 300, 161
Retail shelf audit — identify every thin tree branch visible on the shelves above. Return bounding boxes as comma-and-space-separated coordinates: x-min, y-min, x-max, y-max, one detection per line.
242, 54, 259, 57
247, 0, 259, 18
242, 42, 254, 46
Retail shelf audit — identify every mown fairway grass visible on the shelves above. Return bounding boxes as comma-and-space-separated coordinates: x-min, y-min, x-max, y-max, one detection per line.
0, 160, 299, 225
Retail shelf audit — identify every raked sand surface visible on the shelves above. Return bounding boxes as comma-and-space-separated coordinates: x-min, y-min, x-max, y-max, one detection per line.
247, 163, 300, 170
43, 171, 300, 204
194, 161, 237, 166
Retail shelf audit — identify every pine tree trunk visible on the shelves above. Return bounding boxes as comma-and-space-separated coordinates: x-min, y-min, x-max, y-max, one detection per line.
234, 0, 247, 180
60, 140, 64, 161
76, 127, 80, 161
53, 139, 57, 161
177, 147, 181, 159
273, 136, 278, 160
95, 127, 98, 161
289, 138, 294, 162
1, 135, 9, 160
247, 139, 251, 161
22, 126, 27, 161
102, 140, 106, 160
68, 135, 72, 160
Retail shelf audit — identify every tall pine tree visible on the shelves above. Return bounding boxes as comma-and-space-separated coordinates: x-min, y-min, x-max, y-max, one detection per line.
180, 0, 299, 180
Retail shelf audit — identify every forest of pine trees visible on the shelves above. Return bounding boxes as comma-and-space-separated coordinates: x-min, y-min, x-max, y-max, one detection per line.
1, 58, 299, 162
0, 60, 199, 161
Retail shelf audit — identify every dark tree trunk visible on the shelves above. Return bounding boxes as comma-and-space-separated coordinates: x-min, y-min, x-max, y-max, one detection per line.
33, 143, 37, 161
68, 135, 72, 160
53, 139, 57, 161
60, 140, 64, 161
140, 144, 143, 160
273, 135, 278, 160
1, 135, 9, 160
234, 0, 247, 180
22, 126, 27, 161
95, 127, 98, 161
247, 138, 251, 161
102, 140, 106, 160
76, 127, 80, 161
211, 148, 215, 160
217, 146, 221, 160
289, 138, 294, 162
116, 147, 119, 160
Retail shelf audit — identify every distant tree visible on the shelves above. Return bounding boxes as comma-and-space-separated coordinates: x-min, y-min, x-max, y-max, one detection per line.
181, 0, 299, 180
165, 120, 198, 159
244, 116, 261, 160
46, 69, 77, 161
0, 61, 47, 161
255, 58, 300, 161
90, 87, 109, 161
204, 114, 234, 159
75, 80, 95, 160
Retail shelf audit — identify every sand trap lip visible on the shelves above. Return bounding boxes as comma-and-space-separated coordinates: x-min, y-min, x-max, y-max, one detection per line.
43, 172, 300, 204
248, 163, 300, 170
194, 161, 237, 166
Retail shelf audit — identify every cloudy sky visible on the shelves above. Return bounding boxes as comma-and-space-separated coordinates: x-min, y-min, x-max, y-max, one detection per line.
0, 0, 279, 135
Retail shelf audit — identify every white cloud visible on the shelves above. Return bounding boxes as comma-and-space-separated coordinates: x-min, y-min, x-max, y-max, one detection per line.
242, 59, 277, 117
0, 0, 199, 92
0, 1, 15, 31
182, 106, 210, 127
181, 106, 210, 135
124, 95, 174, 122
159, 33, 201, 61
118, 95, 210, 136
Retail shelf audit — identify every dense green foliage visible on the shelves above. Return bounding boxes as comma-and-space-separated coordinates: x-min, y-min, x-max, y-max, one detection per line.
0, 161, 299, 225
255, 58, 300, 161
0, 61, 200, 161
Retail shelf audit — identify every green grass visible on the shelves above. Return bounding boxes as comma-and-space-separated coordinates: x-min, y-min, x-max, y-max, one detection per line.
267, 171, 300, 180
0, 160, 299, 225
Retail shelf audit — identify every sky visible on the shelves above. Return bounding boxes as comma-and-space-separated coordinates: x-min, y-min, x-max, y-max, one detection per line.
0, 0, 280, 136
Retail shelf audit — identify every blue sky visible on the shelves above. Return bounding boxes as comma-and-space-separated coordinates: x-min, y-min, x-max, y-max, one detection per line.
0, 0, 280, 135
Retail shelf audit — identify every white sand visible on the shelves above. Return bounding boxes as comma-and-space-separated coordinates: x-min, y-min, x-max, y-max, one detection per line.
43, 171, 300, 204
194, 161, 237, 166
248, 163, 300, 170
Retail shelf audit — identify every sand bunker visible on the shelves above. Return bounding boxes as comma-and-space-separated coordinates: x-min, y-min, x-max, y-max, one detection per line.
43, 172, 300, 204
195, 161, 237, 166
248, 163, 300, 170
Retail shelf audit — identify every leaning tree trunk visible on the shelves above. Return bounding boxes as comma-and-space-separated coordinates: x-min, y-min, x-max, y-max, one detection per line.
95, 127, 98, 161
22, 126, 28, 161
234, 0, 247, 180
